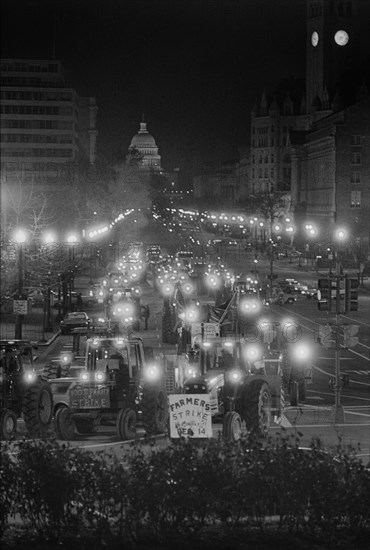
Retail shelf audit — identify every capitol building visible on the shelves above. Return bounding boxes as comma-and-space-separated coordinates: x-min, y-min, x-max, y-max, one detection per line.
127, 116, 162, 172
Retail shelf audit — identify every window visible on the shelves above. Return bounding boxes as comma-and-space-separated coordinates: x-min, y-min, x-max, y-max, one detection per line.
350, 191, 361, 208
351, 171, 361, 184
350, 135, 361, 146
351, 152, 361, 165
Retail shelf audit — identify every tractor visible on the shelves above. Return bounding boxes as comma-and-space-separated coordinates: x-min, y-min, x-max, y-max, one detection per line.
0, 339, 53, 440
50, 334, 168, 441
177, 337, 286, 441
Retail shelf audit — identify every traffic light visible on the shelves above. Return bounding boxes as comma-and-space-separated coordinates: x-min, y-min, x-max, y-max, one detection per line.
343, 325, 359, 348
317, 278, 332, 311
345, 277, 359, 312
318, 324, 334, 348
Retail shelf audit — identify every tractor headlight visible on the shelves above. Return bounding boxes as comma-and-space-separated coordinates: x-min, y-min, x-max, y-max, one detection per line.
144, 363, 161, 381
24, 371, 36, 383
227, 369, 242, 383
95, 371, 105, 382
185, 366, 197, 378
80, 372, 90, 382
61, 352, 73, 365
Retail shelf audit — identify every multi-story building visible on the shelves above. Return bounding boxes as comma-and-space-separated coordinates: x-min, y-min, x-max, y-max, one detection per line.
193, 0, 369, 251
290, 0, 370, 247
0, 58, 98, 185
250, 77, 309, 197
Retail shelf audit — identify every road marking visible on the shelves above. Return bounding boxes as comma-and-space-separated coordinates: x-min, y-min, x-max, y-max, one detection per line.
341, 315, 370, 328
348, 348, 370, 362
345, 411, 370, 418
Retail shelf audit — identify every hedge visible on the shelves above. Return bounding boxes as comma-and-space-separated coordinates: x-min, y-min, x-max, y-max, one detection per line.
1, 431, 369, 549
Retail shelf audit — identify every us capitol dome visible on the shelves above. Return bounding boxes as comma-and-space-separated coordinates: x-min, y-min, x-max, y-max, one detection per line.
128, 116, 162, 172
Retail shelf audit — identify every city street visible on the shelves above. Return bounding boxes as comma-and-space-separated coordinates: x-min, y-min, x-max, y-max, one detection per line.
7, 238, 367, 463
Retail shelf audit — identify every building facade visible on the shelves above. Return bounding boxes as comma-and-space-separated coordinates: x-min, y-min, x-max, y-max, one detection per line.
0, 58, 98, 185
290, 0, 370, 247
127, 117, 162, 172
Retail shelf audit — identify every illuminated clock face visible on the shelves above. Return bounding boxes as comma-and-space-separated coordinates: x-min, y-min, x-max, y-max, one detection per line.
311, 31, 319, 47
334, 30, 349, 46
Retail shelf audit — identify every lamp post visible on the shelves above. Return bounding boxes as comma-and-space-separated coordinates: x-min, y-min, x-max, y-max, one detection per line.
67, 234, 78, 311
14, 228, 28, 339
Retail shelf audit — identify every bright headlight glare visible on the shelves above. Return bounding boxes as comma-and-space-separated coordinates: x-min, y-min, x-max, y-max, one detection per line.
95, 371, 105, 382
145, 364, 160, 380
246, 345, 261, 361
61, 353, 72, 364
80, 372, 89, 382
24, 371, 36, 383
229, 369, 242, 382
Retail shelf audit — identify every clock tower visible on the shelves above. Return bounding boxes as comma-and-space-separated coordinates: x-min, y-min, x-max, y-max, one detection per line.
306, 0, 362, 113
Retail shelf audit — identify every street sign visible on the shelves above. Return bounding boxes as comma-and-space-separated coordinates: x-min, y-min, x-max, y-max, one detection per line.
13, 300, 28, 315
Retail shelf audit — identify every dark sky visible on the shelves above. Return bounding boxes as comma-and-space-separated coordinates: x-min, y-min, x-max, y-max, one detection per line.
1, 0, 308, 177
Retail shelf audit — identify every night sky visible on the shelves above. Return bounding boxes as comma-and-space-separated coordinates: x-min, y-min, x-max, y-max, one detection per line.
1, 0, 309, 178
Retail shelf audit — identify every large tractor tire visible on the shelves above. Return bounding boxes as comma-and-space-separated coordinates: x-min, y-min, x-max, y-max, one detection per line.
55, 405, 75, 440
1, 409, 18, 440
22, 379, 53, 437
222, 411, 242, 442
75, 417, 100, 435
42, 362, 70, 380
141, 385, 168, 435
238, 380, 272, 438
116, 408, 137, 440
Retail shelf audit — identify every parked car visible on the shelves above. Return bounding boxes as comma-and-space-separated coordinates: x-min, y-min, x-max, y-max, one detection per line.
60, 312, 91, 335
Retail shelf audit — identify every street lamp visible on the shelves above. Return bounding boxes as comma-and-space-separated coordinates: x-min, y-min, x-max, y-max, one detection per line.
14, 228, 28, 339
67, 234, 78, 310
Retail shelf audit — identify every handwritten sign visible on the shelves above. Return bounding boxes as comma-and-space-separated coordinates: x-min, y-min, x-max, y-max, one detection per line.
70, 385, 110, 409
168, 394, 212, 438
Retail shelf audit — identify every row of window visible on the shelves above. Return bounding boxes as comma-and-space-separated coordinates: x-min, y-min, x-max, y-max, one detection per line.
309, 1, 352, 18
253, 124, 293, 135
1, 120, 74, 129
1, 90, 72, 101
252, 136, 290, 147
1, 105, 73, 116
1, 148, 74, 158
1, 77, 65, 87
1, 62, 59, 73
0, 134, 73, 144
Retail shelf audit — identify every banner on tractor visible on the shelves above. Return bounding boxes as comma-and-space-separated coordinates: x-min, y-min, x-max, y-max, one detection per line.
168, 394, 213, 438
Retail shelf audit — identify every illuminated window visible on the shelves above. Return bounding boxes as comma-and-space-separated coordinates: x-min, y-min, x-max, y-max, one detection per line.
350, 191, 361, 208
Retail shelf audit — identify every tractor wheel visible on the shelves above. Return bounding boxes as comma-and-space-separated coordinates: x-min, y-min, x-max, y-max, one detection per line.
141, 385, 168, 435
22, 379, 53, 437
1, 409, 18, 440
289, 381, 299, 406
222, 411, 242, 442
116, 408, 137, 440
42, 362, 70, 380
75, 417, 100, 435
55, 405, 75, 440
240, 380, 272, 438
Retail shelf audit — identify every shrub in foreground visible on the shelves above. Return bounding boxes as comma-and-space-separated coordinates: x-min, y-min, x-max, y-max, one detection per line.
1, 432, 369, 548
